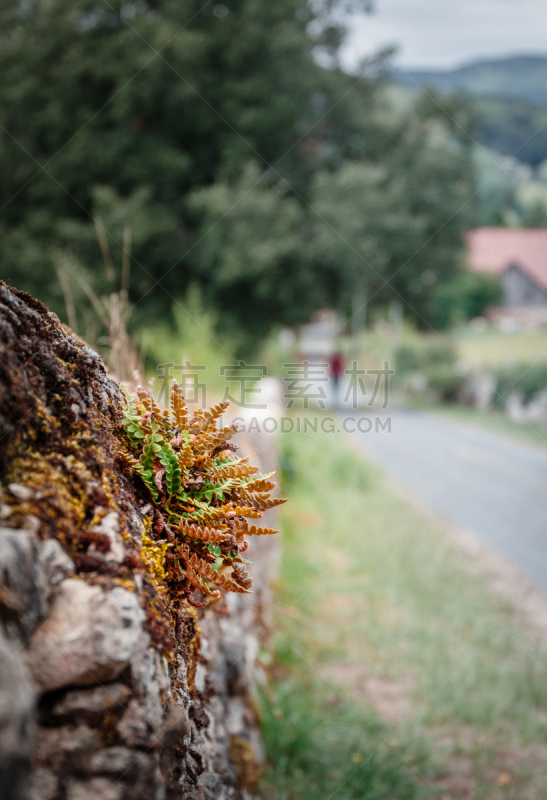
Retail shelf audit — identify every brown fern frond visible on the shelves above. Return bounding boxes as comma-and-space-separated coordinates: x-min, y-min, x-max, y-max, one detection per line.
184, 550, 250, 594
200, 427, 239, 453
137, 385, 163, 419
178, 520, 232, 543
243, 490, 271, 505
185, 564, 220, 598
215, 456, 249, 468
203, 400, 229, 428
244, 476, 276, 492
231, 564, 253, 590
118, 450, 141, 470
185, 504, 226, 521
211, 463, 258, 480
177, 443, 194, 468
233, 506, 263, 519
195, 560, 246, 593
213, 571, 251, 593
187, 595, 209, 609
238, 524, 279, 537
170, 380, 189, 430
253, 497, 288, 511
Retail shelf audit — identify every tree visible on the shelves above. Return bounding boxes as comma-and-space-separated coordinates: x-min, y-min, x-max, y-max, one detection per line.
0, 0, 370, 317
0, 0, 474, 349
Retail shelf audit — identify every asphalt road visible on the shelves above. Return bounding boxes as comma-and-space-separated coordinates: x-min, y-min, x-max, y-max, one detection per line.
343, 408, 547, 590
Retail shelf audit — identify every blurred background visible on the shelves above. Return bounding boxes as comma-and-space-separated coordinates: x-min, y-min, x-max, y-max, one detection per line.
4, 0, 547, 390
3, 1, 547, 796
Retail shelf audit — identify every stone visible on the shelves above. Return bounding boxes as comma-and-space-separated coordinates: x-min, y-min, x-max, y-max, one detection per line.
86, 746, 154, 778
116, 698, 154, 749
0, 284, 282, 800
87, 511, 125, 564
0, 527, 45, 636
66, 776, 122, 800
222, 641, 248, 696
116, 647, 169, 747
0, 626, 36, 800
27, 768, 59, 800
48, 683, 132, 725
34, 724, 99, 765
22, 514, 42, 536
27, 580, 148, 691
38, 538, 75, 597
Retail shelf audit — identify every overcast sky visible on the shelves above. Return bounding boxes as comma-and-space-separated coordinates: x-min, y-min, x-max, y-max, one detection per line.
341, 0, 547, 71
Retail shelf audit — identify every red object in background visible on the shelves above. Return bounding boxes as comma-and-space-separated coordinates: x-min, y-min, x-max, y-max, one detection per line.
330, 351, 344, 380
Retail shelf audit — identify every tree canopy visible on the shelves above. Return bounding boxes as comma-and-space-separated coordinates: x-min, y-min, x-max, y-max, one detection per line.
0, 0, 475, 349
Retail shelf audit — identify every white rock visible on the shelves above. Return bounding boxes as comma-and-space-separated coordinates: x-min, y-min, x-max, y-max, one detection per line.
0, 527, 45, 634
50, 683, 131, 723
8, 483, 34, 501
66, 777, 122, 800
27, 768, 58, 800
38, 538, 74, 596
87, 511, 125, 564
27, 579, 148, 691
0, 626, 36, 791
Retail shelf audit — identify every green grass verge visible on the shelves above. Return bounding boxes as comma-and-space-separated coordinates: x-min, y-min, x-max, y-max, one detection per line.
260, 420, 547, 798
455, 328, 547, 370
260, 668, 426, 800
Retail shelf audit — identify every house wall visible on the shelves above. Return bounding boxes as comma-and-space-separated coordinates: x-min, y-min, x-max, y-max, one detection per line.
503, 264, 547, 306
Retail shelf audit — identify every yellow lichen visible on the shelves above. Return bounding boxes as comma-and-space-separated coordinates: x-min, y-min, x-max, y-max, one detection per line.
141, 534, 170, 590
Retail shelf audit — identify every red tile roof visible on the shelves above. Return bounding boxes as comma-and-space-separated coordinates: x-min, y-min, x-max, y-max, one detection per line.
465, 227, 547, 291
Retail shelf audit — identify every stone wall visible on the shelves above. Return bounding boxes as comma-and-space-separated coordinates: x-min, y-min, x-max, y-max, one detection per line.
0, 283, 279, 800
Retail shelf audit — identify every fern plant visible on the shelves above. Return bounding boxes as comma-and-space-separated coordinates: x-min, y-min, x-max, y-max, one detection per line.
119, 381, 285, 608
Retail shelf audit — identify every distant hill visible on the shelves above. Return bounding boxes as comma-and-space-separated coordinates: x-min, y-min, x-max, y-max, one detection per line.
394, 55, 547, 107
391, 55, 547, 167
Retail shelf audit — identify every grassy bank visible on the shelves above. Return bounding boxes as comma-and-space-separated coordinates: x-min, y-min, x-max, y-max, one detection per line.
456, 328, 547, 370
260, 420, 547, 799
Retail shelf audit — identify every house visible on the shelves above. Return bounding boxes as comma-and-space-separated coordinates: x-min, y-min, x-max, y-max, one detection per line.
465, 227, 547, 307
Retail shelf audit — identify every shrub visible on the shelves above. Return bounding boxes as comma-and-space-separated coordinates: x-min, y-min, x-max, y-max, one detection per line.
395, 339, 463, 400
431, 270, 502, 329
426, 365, 466, 402
493, 362, 547, 408
394, 344, 422, 376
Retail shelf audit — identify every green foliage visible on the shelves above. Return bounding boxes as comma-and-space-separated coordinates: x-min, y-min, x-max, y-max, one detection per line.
430, 269, 502, 330
394, 344, 422, 376
472, 144, 547, 228
186, 165, 309, 346
424, 365, 465, 403
395, 339, 456, 377
119, 381, 285, 606
307, 98, 476, 326
0, 0, 374, 332
493, 362, 547, 409
142, 285, 231, 397
476, 95, 547, 168
260, 667, 425, 800
395, 338, 463, 401
0, 0, 475, 347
